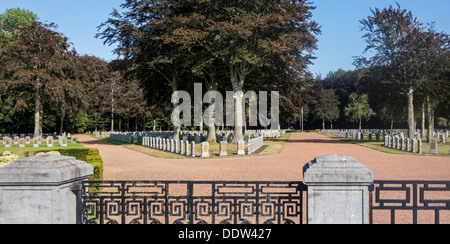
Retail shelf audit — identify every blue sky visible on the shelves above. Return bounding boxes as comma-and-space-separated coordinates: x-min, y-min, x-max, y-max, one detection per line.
1, 0, 449, 77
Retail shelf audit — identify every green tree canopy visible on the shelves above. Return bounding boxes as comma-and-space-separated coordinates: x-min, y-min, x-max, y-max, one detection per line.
312, 88, 340, 130
0, 8, 38, 49
344, 93, 376, 129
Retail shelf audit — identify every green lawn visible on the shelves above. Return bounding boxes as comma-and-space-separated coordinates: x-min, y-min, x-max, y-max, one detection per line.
94, 132, 292, 159
0, 140, 85, 158
319, 132, 450, 157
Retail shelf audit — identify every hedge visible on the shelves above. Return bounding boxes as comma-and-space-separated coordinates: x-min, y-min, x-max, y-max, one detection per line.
27, 148, 103, 181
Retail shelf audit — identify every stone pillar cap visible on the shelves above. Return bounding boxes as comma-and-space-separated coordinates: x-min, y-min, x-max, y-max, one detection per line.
303, 154, 373, 185
0, 154, 93, 185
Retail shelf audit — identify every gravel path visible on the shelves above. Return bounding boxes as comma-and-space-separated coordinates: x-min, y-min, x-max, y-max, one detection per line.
77, 132, 450, 181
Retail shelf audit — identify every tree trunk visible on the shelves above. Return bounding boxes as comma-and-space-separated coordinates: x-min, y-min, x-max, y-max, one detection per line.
359, 119, 362, 130
34, 84, 42, 137
59, 112, 65, 134
230, 63, 245, 143
421, 102, 426, 139
143, 116, 146, 131
407, 88, 415, 139
426, 96, 434, 142
111, 111, 114, 132
171, 76, 180, 142
322, 119, 325, 130
234, 91, 244, 142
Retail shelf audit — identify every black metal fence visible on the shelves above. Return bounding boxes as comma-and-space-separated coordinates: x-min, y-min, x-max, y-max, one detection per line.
369, 181, 450, 224
76, 180, 450, 224
77, 181, 307, 224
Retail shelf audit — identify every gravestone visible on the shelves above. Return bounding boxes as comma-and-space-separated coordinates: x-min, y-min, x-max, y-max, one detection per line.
429, 140, 438, 155
14, 137, 19, 145
440, 133, 445, 144
61, 137, 67, 147
396, 136, 401, 150
46, 136, 53, 147
418, 139, 423, 154
180, 140, 185, 155
170, 139, 174, 153
4, 137, 11, 148
406, 138, 411, 152
185, 141, 190, 156
19, 138, 25, 148
412, 139, 417, 153
219, 141, 228, 156
190, 141, 195, 157
237, 141, 245, 155
25, 137, 31, 145
201, 142, 210, 158
401, 136, 405, 151
174, 140, 179, 154
33, 137, 39, 148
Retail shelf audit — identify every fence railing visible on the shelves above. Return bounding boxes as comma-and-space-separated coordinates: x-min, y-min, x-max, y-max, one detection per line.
369, 180, 450, 224
78, 180, 307, 225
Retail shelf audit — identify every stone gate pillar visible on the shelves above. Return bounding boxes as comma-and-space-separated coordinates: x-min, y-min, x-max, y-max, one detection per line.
0, 154, 93, 224
303, 154, 374, 224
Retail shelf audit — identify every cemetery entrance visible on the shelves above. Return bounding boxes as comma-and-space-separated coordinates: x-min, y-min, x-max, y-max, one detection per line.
75, 180, 307, 224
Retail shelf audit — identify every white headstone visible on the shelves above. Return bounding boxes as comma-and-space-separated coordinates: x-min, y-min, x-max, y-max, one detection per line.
201, 142, 210, 158
219, 141, 228, 156
47, 136, 54, 147
33, 137, 39, 148
237, 141, 245, 155
429, 139, 438, 155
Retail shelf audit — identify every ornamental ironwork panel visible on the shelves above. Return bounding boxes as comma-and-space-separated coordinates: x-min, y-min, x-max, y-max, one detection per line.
369, 181, 450, 224
77, 181, 306, 224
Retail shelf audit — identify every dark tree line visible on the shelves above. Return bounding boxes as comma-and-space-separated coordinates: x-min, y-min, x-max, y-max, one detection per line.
1, 3, 448, 136
0, 8, 148, 135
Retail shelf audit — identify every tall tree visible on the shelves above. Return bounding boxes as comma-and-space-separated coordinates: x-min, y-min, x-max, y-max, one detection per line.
312, 88, 340, 130
415, 26, 449, 141
0, 22, 76, 136
172, 0, 320, 141
357, 4, 437, 138
77, 55, 111, 131
97, 0, 190, 140
344, 93, 376, 129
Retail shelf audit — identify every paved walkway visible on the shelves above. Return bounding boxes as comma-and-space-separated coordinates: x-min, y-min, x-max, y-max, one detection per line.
77, 133, 450, 181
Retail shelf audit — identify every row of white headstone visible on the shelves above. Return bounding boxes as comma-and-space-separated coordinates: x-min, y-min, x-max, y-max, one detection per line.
247, 136, 264, 155
141, 136, 258, 157
142, 137, 203, 157
3, 136, 76, 148
384, 135, 441, 154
